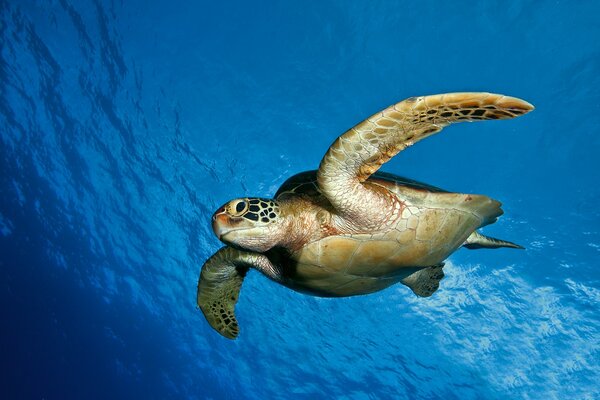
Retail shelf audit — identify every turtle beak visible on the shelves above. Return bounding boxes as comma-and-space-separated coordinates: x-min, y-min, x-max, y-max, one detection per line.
212, 206, 229, 240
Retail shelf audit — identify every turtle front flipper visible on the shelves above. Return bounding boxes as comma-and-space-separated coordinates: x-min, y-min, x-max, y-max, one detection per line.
197, 247, 280, 339
317, 93, 534, 229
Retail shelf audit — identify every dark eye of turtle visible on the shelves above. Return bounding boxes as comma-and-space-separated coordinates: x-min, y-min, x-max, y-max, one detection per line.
235, 201, 246, 214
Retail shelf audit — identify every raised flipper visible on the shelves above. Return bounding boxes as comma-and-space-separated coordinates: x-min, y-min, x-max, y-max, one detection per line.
401, 264, 445, 297
197, 247, 280, 339
463, 230, 524, 250
317, 93, 534, 229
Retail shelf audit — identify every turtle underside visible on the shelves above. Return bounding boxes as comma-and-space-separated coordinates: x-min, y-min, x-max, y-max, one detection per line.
269, 170, 502, 297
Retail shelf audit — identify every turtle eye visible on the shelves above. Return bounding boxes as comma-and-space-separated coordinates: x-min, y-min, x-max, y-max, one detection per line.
230, 199, 248, 216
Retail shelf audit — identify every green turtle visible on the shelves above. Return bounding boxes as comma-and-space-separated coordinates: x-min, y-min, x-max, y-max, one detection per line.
197, 92, 533, 339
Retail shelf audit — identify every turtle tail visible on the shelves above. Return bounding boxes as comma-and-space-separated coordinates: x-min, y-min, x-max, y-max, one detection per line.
462, 231, 524, 250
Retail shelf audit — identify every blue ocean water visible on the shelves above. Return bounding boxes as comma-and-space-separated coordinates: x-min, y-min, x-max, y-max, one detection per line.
1, 0, 599, 398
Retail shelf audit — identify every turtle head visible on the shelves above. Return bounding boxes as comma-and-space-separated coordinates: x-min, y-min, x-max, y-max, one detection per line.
212, 198, 283, 252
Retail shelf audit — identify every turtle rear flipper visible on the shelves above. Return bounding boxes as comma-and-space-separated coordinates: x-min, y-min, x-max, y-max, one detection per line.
401, 264, 445, 297
197, 247, 280, 339
463, 230, 525, 250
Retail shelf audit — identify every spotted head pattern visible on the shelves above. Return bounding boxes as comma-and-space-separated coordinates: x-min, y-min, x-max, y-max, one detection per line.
225, 198, 280, 224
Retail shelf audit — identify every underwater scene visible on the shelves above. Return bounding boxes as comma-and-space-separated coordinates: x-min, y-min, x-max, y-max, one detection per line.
1, 1, 598, 399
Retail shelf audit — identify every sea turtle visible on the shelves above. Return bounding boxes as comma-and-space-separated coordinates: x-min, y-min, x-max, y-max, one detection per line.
197, 92, 533, 339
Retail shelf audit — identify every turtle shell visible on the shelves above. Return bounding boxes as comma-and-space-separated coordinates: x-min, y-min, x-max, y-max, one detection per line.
275, 170, 447, 199
270, 170, 501, 297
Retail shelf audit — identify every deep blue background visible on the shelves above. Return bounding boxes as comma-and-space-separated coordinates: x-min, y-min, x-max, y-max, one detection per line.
1, 1, 598, 399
